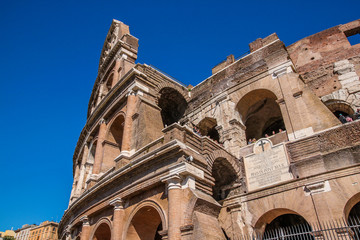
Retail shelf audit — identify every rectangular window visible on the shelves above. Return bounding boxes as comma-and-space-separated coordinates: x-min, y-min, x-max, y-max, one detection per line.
345, 27, 360, 46
347, 34, 360, 46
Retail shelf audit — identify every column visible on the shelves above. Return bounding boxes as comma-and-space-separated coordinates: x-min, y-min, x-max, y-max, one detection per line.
228, 203, 242, 240
110, 198, 125, 240
65, 227, 71, 240
111, 59, 121, 88
162, 174, 182, 240
92, 119, 107, 174
80, 216, 90, 240
121, 91, 137, 154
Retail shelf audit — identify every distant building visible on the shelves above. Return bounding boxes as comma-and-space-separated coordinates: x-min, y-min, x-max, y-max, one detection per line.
28, 222, 58, 240
15, 224, 36, 240
0, 230, 15, 238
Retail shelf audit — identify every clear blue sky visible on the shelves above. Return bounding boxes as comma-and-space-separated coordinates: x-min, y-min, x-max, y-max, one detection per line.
0, 0, 359, 231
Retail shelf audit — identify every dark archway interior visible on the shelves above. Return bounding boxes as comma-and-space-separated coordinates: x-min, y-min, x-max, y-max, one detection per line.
158, 88, 187, 127
89, 141, 97, 162
333, 110, 350, 118
93, 223, 111, 240
107, 116, 125, 149
154, 224, 162, 240
126, 206, 163, 240
244, 98, 285, 140
198, 117, 220, 142
106, 74, 113, 92
262, 118, 285, 136
325, 100, 355, 120
349, 201, 360, 218
264, 214, 313, 240
348, 201, 360, 238
212, 158, 237, 201
236, 90, 285, 142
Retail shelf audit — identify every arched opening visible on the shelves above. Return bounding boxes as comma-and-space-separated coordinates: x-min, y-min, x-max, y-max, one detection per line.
345, 194, 360, 238
263, 214, 313, 240
236, 89, 285, 142
324, 100, 355, 123
93, 223, 111, 240
106, 115, 125, 149
348, 201, 360, 237
212, 158, 237, 201
158, 87, 187, 127
125, 206, 163, 240
102, 115, 125, 170
197, 117, 220, 142
105, 73, 114, 93
88, 140, 97, 163
81, 140, 97, 191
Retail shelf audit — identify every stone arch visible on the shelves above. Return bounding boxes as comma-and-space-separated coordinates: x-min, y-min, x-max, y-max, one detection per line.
104, 112, 125, 151
123, 200, 167, 240
254, 208, 312, 235
197, 117, 220, 142
207, 150, 241, 178
88, 138, 98, 164
344, 192, 360, 237
236, 89, 286, 140
208, 150, 242, 201
157, 86, 188, 127
154, 82, 189, 104
105, 72, 114, 93
90, 218, 112, 240
324, 99, 355, 118
101, 112, 125, 170
344, 192, 360, 220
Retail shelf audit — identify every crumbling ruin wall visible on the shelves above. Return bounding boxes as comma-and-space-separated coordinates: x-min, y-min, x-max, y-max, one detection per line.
287, 19, 360, 112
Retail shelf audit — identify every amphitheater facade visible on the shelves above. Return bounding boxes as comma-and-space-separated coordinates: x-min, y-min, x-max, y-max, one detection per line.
59, 19, 360, 239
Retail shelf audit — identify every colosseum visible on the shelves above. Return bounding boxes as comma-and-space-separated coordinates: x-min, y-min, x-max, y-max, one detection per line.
59, 19, 360, 239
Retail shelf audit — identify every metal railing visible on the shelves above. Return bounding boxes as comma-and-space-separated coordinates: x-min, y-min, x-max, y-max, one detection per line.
240, 217, 360, 240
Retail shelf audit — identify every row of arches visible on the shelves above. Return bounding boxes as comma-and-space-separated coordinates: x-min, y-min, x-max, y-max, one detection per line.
79, 196, 360, 240
159, 86, 360, 143
84, 202, 165, 240
86, 86, 356, 180
158, 87, 287, 141
157, 87, 287, 143
258, 201, 360, 239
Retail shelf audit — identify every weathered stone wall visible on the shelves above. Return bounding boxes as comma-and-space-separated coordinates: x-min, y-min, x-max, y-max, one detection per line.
61, 19, 360, 240
287, 19, 360, 112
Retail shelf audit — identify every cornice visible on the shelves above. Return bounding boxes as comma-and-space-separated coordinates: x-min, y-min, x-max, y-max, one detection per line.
62, 140, 185, 228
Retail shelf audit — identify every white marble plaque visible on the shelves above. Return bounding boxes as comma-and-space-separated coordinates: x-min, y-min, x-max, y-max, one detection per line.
244, 139, 293, 191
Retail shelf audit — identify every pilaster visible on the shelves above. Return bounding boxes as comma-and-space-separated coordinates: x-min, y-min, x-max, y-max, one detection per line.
110, 198, 125, 240
80, 216, 90, 240
92, 119, 107, 174
111, 59, 121, 88
121, 91, 137, 154
162, 174, 182, 240
160, 162, 205, 240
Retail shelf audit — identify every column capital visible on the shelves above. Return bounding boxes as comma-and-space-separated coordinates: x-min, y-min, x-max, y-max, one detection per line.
161, 174, 182, 190
80, 216, 90, 226
99, 118, 106, 125
109, 197, 124, 210
126, 90, 136, 97
65, 226, 71, 235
